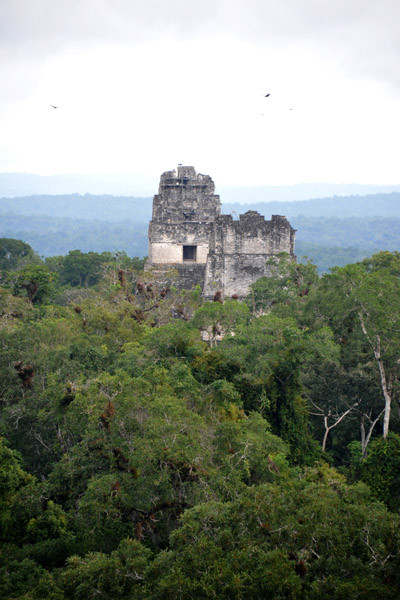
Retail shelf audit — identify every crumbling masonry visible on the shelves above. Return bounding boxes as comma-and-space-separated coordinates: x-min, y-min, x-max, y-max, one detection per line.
145, 166, 296, 299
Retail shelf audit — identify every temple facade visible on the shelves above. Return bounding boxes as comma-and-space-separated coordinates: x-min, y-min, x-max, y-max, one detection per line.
145, 166, 296, 299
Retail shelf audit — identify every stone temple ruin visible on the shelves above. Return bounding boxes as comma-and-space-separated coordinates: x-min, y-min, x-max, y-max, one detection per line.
145, 166, 296, 299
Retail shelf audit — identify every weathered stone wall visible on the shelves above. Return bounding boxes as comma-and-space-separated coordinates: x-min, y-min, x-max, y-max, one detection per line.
149, 242, 210, 264
203, 212, 296, 299
145, 166, 296, 299
147, 221, 213, 264
146, 166, 220, 269
146, 263, 207, 292
151, 165, 220, 224
167, 263, 207, 291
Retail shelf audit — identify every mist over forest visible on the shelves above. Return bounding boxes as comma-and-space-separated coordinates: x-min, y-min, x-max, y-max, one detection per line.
1, 172, 400, 200
1, 192, 399, 272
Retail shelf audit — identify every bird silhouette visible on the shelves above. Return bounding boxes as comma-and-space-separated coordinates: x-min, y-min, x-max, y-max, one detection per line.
264, 93, 270, 97
49, 104, 58, 109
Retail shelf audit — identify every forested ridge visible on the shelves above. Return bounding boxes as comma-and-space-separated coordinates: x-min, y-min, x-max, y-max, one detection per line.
1, 240, 400, 599
1, 193, 400, 271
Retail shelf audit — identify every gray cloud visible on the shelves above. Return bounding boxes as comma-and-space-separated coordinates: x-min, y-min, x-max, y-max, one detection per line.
1, 0, 399, 87
222, 0, 400, 87
0, 0, 218, 53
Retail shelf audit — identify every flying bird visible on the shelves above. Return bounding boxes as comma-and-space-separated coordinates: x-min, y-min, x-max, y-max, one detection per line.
49, 104, 58, 109
264, 93, 270, 97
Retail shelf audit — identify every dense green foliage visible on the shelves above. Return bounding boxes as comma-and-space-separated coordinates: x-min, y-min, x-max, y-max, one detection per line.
1, 244, 399, 598
0, 238, 41, 275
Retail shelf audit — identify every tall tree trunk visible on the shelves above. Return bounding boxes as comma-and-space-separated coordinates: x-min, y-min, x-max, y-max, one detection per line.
311, 402, 358, 452
322, 416, 329, 453
374, 336, 391, 439
358, 314, 392, 439
378, 368, 391, 439
361, 410, 384, 458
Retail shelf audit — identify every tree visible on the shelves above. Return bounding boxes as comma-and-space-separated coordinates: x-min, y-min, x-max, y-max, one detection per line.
0, 287, 33, 331
192, 299, 250, 346
306, 257, 400, 441
211, 314, 337, 464
146, 465, 400, 599
310, 397, 360, 453
53, 250, 112, 287
361, 250, 400, 276
359, 433, 400, 510
0, 437, 72, 599
246, 252, 319, 315
2, 247, 400, 596
0, 238, 40, 278
63, 538, 151, 600
9, 263, 58, 304
303, 361, 382, 460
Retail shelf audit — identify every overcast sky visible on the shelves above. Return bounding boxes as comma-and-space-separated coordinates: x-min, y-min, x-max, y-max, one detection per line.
1, 0, 399, 190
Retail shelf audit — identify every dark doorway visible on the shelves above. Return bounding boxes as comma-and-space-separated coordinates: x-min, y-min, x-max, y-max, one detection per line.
183, 245, 197, 261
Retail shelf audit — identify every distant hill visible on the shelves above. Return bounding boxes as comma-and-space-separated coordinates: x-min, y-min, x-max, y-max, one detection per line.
0, 172, 158, 197
0, 194, 152, 222
219, 183, 400, 204
1, 172, 400, 202
1, 192, 399, 270
2, 192, 400, 222
0, 214, 148, 258
293, 215, 400, 248
222, 192, 400, 219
